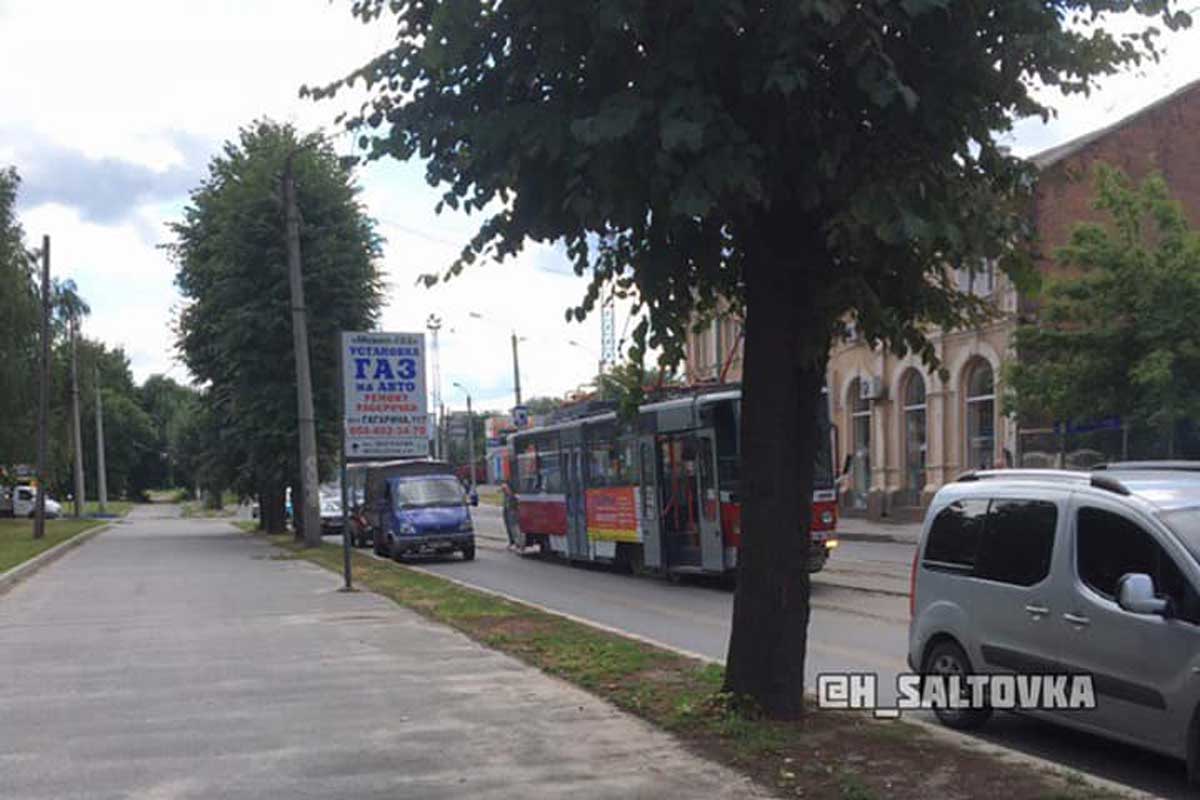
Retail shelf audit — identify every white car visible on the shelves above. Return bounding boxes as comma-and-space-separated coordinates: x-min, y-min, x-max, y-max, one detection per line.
9, 485, 61, 518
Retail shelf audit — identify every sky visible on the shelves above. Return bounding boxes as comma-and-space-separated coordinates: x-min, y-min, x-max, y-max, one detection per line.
2, 2, 1198, 412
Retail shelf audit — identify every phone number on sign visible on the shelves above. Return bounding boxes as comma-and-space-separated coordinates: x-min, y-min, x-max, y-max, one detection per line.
347, 425, 426, 437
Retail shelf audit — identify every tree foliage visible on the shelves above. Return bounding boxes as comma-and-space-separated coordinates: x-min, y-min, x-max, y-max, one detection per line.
312, 0, 1191, 716
168, 120, 385, 531
0, 167, 41, 469
1008, 165, 1200, 453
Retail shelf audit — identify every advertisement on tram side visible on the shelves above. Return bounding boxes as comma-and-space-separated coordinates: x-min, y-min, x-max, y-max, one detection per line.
585, 486, 640, 543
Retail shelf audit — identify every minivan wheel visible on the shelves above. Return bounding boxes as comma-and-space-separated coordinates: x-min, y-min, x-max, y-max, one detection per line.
922, 640, 992, 730
461, 544, 476, 561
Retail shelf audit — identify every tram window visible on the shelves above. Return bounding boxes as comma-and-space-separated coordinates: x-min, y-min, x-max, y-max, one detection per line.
516, 444, 539, 492
539, 449, 563, 493
589, 438, 639, 488
589, 442, 613, 487
640, 442, 653, 514
620, 439, 640, 485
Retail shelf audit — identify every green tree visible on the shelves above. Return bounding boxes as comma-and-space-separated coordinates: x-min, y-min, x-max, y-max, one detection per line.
168, 120, 385, 535
311, 1, 1190, 716
594, 361, 681, 418
0, 167, 40, 470
1008, 165, 1200, 456
139, 375, 199, 488
522, 396, 563, 416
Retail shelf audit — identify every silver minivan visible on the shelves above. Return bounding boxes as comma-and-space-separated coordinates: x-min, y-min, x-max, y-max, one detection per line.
908, 464, 1200, 783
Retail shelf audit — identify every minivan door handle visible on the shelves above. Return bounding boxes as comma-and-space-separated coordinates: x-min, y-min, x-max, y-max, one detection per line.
1062, 612, 1091, 627
1024, 604, 1049, 618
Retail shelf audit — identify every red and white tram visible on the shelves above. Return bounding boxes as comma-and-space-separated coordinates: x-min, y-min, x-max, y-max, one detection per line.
505, 388, 838, 577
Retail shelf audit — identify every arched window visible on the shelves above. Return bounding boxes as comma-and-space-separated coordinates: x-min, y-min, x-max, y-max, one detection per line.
848, 378, 871, 509
902, 370, 927, 499
964, 360, 996, 471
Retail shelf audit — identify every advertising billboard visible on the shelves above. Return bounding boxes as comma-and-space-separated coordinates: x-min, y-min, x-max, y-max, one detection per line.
342, 331, 428, 459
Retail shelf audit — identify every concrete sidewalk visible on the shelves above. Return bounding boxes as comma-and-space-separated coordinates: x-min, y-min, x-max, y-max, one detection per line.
0, 509, 769, 799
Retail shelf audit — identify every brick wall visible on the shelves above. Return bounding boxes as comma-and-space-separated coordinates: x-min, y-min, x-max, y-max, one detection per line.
1032, 81, 1200, 287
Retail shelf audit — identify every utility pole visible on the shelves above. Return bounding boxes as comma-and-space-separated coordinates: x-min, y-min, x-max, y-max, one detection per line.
454, 383, 476, 493
70, 314, 85, 517
283, 152, 322, 548
33, 236, 50, 540
511, 331, 522, 407
426, 314, 443, 458
95, 366, 108, 515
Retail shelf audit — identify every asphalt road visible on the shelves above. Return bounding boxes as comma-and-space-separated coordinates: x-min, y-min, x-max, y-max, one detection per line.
391, 504, 1193, 799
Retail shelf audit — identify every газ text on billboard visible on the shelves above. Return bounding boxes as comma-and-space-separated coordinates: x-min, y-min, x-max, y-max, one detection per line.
342, 331, 428, 459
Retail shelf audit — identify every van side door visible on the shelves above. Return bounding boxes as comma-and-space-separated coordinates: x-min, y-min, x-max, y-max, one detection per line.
1055, 496, 1200, 755
968, 494, 1065, 699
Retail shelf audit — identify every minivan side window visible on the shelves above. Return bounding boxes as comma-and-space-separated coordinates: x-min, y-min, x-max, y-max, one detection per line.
924, 498, 989, 570
1076, 507, 1200, 625
974, 499, 1057, 586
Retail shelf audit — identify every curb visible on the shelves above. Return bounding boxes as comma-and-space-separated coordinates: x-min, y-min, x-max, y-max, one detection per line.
0, 522, 114, 597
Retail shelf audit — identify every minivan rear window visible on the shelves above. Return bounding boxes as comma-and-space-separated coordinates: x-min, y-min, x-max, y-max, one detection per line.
923, 497, 1057, 586
924, 498, 989, 570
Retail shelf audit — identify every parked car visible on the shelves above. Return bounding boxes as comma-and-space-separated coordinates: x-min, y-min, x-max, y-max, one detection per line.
909, 462, 1200, 784
1, 484, 62, 518
319, 493, 343, 535
347, 459, 476, 560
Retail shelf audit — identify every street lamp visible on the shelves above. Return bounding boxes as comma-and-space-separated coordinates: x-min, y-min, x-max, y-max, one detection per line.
568, 340, 604, 377
466, 311, 526, 413
452, 381, 476, 493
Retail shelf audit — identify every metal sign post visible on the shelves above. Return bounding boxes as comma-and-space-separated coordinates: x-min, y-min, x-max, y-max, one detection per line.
337, 342, 352, 591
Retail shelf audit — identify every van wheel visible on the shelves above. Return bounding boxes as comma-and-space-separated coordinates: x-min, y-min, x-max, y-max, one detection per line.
922, 640, 992, 730
461, 544, 476, 561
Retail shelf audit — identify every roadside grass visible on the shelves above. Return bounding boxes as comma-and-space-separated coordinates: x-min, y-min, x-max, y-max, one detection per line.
0, 518, 105, 574
259, 532, 1118, 800
82, 500, 135, 517
181, 494, 242, 518
147, 488, 189, 504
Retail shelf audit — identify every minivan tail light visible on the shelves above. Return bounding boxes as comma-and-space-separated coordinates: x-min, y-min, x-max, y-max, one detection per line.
908, 547, 919, 619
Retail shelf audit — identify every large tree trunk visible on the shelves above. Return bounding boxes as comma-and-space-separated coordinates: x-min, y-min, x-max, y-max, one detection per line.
262, 485, 286, 535
723, 232, 830, 719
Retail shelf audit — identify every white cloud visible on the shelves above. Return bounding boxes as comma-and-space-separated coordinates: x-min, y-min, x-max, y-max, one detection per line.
2, 0, 1197, 405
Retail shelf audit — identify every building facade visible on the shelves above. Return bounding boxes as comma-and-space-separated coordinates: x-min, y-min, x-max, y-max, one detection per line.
683, 78, 1200, 519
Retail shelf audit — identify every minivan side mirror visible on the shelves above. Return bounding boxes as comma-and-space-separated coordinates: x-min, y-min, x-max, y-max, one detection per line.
469, 491, 479, 507
1116, 573, 1169, 616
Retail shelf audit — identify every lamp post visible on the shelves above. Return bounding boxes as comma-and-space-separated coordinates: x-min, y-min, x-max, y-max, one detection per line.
568, 339, 603, 376
468, 311, 527, 420
452, 382, 476, 493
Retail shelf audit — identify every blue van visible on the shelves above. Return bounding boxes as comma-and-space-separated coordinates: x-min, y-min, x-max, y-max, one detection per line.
349, 460, 477, 561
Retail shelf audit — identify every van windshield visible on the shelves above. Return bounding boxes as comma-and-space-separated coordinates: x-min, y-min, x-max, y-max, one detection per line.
1161, 508, 1200, 566
391, 476, 465, 509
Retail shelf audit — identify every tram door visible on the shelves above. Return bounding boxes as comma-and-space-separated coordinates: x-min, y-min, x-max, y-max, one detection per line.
657, 430, 724, 572
564, 445, 589, 559
637, 435, 663, 569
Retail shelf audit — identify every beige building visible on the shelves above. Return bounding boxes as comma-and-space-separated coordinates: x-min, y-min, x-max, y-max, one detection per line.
683, 78, 1200, 519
